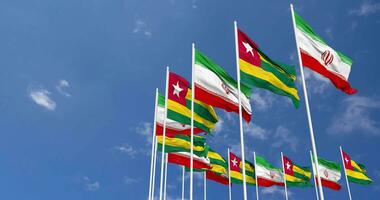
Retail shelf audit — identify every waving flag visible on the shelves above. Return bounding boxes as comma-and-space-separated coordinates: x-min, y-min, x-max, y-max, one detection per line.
167, 72, 218, 133
342, 150, 372, 185
168, 152, 211, 170
255, 155, 284, 187
237, 28, 300, 107
157, 134, 208, 156
229, 152, 256, 185
313, 157, 342, 190
194, 49, 252, 122
293, 11, 357, 94
282, 155, 312, 187
206, 149, 229, 185
156, 93, 203, 136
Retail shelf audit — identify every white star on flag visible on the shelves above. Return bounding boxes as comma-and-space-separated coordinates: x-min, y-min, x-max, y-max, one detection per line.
286, 162, 291, 170
172, 81, 183, 98
242, 41, 254, 57
345, 158, 349, 163
231, 158, 238, 167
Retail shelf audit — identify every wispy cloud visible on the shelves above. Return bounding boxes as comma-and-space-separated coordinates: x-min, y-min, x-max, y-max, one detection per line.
349, 1, 380, 16
251, 90, 276, 111
29, 88, 56, 111
303, 69, 330, 95
124, 176, 141, 184
244, 123, 269, 140
191, 0, 198, 9
136, 122, 153, 143
133, 19, 152, 37
328, 96, 380, 135
83, 176, 100, 191
56, 79, 71, 97
272, 126, 299, 152
213, 117, 224, 134
114, 143, 138, 158
261, 186, 292, 197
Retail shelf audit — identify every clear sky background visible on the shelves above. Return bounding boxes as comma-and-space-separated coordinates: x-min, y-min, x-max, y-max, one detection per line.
0, 0, 379, 199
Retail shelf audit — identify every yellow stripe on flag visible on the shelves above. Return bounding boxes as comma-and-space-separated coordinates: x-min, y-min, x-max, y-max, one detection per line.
346, 169, 371, 181
208, 151, 224, 161
230, 171, 256, 184
293, 165, 312, 178
185, 89, 218, 120
351, 160, 365, 173
239, 59, 300, 100
156, 136, 205, 152
210, 164, 227, 174
167, 99, 216, 129
285, 174, 305, 182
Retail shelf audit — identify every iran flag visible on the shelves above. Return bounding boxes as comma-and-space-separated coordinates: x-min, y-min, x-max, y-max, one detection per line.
313, 157, 342, 190
255, 155, 284, 187
293, 11, 357, 95
194, 49, 252, 122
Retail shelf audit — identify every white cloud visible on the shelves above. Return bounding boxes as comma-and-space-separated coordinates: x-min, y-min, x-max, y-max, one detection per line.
244, 123, 269, 140
133, 19, 152, 37
349, 1, 380, 16
124, 177, 141, 184
114, 143, 138, 158
328, 96, 380, 135
136, 122, 153, 143
303, 68, 330, 94
261, 187, 292, 197
251, 90, 276, 111
29, 88, 56, 111
56, 79, 71, 97
213, 117, 224, 134
191, 0, 198, 8
83, 176, 100, 191
271, 126, 299, 152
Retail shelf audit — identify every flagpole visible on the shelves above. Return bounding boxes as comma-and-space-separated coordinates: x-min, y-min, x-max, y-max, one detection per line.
310, 150, 320, 200
228, 148, 232, 200
340, 146, 353, 200
290, 4, 325, 200
163, 154, 168, 200
280, 152, 289, 200
148, 88, 159, 200
159, 67, 170, 200
182, 166, 185, 200
190, 42, 195, 200
204, 171, 207, 200
254, 151, 259, 200
234, 20, 248, 200
152, 127, 158, 200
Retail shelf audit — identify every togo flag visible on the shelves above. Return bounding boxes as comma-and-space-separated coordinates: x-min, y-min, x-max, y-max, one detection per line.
194, 49, 252, 122
342, 150, 372, 185
293, 11, 357, 94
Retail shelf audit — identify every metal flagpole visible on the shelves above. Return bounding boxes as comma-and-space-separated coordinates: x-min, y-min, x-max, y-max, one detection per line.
159, 67, 170, 200
254, 151, 259, 200
148, 88, 159, 200
190, 43, 195, 200
151, 128, 158, 200
340, 146, 353, 200
234, 20, 248, 200
310, 151, 320, 200
280, 152, 289, 200
164, 154, 168, 200
290, 4, 325, 200
228, 148, 232, 200
204, 171, 207, 200
182, 166, 185, 200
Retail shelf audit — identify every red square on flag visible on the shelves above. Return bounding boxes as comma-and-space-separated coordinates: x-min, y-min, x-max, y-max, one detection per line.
282, 155, 294, 176
342, 150, 354, 170
168, 72, 189, 106
229, 152, 241, 172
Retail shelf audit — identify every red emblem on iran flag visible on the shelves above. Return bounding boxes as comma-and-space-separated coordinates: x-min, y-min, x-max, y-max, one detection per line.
321, 50, 334, 65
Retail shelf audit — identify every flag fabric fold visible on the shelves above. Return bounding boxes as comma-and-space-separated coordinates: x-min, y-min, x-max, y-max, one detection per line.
157, 134, 208, 157
255, 155, 284, 187
167, 72, 218, 133
194, 49, 252, 122
282, 155, 312, 187
294, 11, 357, 94
237, 28, 300, 107
229, 152, 256, 185
342, 150, 372, 185
206, 149, 229, 185
313, 157, 342, 190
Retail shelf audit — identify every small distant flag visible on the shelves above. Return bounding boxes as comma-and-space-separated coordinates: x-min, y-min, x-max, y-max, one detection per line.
341, 150, 372, 185
168, 152, 211, 170
255, 155, 284, 187
229, 152, 256, 185
282, 155, 312, 187
206, 149, 229, 185
157, 134, 208, 156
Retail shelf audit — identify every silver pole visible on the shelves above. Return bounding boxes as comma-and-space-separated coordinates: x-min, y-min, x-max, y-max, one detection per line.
340, 146, 353, 200
310, 151, 320, 200
190, 43, 195, 200
228, 148, 232, 200
163, 154, 168, 200
281, 152, 289, 200
254, 151, 259, 200
182, 166, 185, 200
149, 88, 159, 200
290, 4, 324, 200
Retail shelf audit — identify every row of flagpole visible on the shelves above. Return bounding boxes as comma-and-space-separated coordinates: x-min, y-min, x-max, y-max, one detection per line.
146, 4, 356, 200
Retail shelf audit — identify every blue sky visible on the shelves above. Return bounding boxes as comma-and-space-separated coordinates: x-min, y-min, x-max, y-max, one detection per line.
0, 0, 380, 199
